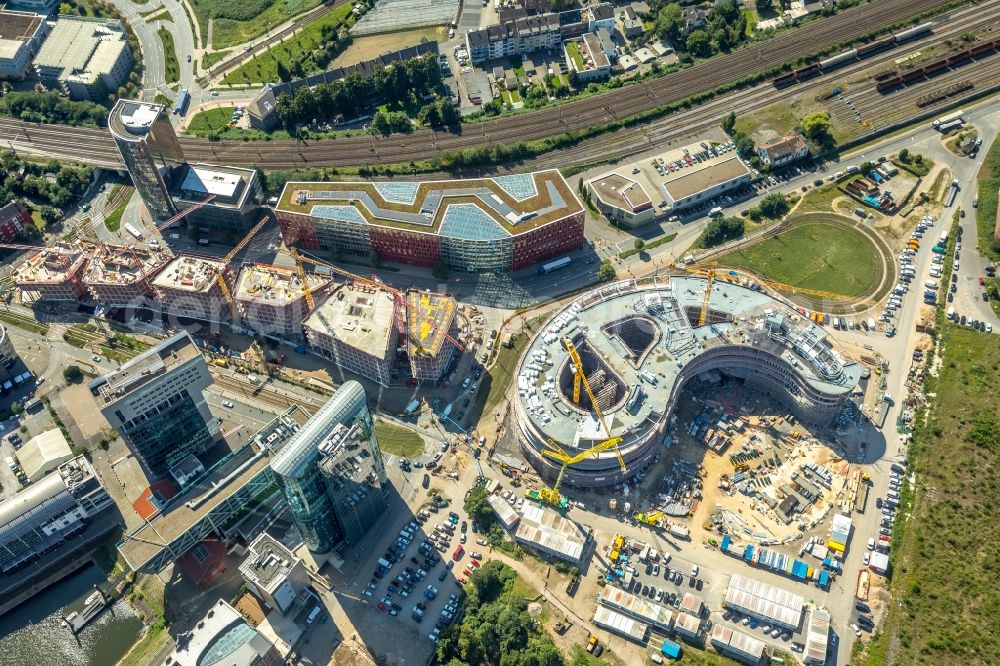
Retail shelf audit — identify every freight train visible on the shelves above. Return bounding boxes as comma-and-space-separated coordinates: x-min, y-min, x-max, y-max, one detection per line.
773, 22, 934, 88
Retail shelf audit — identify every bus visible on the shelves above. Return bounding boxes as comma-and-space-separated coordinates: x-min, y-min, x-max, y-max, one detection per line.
124, 222, 143, 240
172, 89, 190, 116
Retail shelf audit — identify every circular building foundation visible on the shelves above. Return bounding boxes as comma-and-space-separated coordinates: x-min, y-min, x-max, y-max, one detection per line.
512, 276, 861, 488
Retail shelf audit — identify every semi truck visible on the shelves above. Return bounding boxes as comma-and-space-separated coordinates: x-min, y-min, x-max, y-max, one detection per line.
944, 179, 960, 208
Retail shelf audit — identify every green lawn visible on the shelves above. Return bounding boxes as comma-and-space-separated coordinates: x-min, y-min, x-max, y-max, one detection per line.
716, 219, 880, 297
158, 27, 180, 84
201, 50, 230, 71
565, 40, 583, 71
103, 197, 127, 232
374, 420, 424, 458
186, 106, 236, 134
191, 0, 324, 50
857, 324, 1000, 666
222, 2, 352, 83
974, 134, 1000, 262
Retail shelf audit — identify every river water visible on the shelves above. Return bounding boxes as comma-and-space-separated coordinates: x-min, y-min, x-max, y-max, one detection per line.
0, 565, 143, 666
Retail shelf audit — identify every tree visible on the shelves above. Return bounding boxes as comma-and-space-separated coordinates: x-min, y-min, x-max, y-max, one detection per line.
899, 148, 910, 161
464, 486, 496, 531
685, 30, 713, 58
698, 216, 745, 247
722, 111, 737, 135
275, 60, 292, 83
634, 238, 645, 251
63, 366, 83, 383
798, 111, 834, 147
758, 193, 789, 219
597, 259, 616, 282
859, 160, 875, 176
655, 3, 685, 44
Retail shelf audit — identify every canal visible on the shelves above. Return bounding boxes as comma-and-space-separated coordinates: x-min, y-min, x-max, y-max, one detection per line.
0, 564, 142, 666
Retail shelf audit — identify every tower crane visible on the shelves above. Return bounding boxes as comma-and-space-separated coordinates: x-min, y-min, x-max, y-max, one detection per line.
156, 195, 217, 232
697, 264, 716, 327
685, 263, 877, 306
560, 335, 626, 471
528, 436, 628, 511
213, 215, 270, 322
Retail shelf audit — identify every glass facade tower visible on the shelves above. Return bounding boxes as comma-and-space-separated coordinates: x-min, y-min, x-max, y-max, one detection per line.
270, 381, 386, 554
108, 100, 185, 220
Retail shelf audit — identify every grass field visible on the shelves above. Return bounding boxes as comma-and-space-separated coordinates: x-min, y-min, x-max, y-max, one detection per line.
222, 2, 352, 83
717, 218, 880, 297
375, 419, 424, 458
103, 197, 127, 232
734, 97, 851, 145
186, 107, 236, 134
192, 0, 323, 51
158, 27, 180, 84
565, 40, 583, 70
201, 50, 230, 71
857, 324, 1000, 666
974, 134, 1000, 262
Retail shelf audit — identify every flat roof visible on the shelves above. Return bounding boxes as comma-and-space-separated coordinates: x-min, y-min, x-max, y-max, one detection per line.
95, 331, 201, 405
0, 10, 43, 60
406, 290, 457, 359
83, 245, 171, 286
588, 142, 751, 213
11, 242, 86, 284
170, 163, 257, 208
118, 408, 310, 570
662, 155, 751, 202
592, 605, 647, 642
238, 533, 301, 592
303, 284, 396, 359
152, 254, 226, 293
580, 33, 610, 70
168, 599, 275, 666
517, 276, 860, 458
235, 263, 326, 306
109, 100, 165, 140
275, 170, 582, 238
33, 16, 128, 84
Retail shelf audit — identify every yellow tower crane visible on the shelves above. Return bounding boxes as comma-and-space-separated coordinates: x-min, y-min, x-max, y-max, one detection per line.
215, 215, 270, 322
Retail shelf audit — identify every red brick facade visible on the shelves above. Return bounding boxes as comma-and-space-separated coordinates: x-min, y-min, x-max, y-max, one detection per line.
370, 226, 440, 267
0, 202, 33, 243
512, 211, 585, 270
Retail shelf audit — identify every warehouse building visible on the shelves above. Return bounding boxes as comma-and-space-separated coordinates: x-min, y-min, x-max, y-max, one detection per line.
804, 606, 831, 665
12, 241, 89, 303
15, 429, 73, 483
33, 16, 134, 101
673, 612, 702, 640
235, 263, 328, 338
724, 573, 805, 630
0, 9, 48, 80
152, 254, 232, 323
598, 585, 675, 633
710, 624, 767, 665
592, 605, 648, 643
487, 494, 520, 531
0, 456, 112, 573
587, 143, 752, 226
275, 171, 585, 274
513, 503, 587, 564
83, 244, 171, 306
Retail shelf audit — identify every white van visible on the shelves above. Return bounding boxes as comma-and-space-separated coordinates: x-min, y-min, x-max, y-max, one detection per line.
947, 306, 956, 320
925, 280, 938, 290
307, 606, 322, 624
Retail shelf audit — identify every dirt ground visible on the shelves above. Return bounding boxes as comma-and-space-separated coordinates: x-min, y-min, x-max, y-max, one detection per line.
331, 27, 446, 69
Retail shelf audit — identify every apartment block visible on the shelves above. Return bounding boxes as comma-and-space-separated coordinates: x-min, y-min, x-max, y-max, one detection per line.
83, 244, 171, 306
152, 254, 232, 323
0, 9, 48, 81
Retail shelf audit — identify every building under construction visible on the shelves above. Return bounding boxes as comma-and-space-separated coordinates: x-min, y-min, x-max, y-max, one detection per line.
83, 244, 172, 306
151, 254, 232, 323
302, 282, 459, 387
304, 283, 400, 387
235, 263, 328, 338
12, 242, 89, 303
406, 290, 459, 381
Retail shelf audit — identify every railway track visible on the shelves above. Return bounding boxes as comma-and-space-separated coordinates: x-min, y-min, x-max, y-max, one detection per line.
0, 0, 961, 170
211, 371, 323, 415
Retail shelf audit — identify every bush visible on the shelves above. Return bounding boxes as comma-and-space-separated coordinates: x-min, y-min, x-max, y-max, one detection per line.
758, 192, 790, 219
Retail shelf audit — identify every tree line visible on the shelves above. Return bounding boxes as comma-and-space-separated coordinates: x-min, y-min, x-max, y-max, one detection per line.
0, 92, 109, 128
274, 53, 446, 131
653, 0, 751, 59
0, 151, 93, 216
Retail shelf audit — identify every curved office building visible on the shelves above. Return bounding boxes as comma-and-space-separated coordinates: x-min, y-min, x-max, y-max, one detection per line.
270, 381, 387, 554
512, 276, 861, 488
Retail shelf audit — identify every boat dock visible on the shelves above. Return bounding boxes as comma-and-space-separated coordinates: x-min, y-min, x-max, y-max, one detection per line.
63, 588, 107, 634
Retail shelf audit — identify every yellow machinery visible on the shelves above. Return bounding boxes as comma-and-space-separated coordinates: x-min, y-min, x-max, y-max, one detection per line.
634, 510, 665, 527
214, 216, 270, 322
295, 259, 315, 310
698, 266, 716, 327
560, 335, 626, 469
